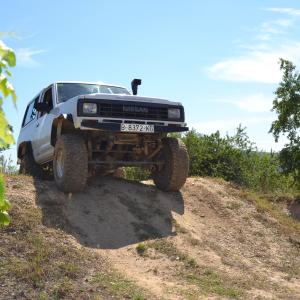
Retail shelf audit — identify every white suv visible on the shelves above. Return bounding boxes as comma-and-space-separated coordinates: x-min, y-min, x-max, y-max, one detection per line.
17, 80, 189, 192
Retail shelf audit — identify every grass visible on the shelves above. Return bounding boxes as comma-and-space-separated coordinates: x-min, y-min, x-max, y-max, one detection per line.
52, 277, 75, 299
2, 218, 148, 299
27, 235, 49, 287
58, 262, 81, 279
242, 190, 300, 235
185, 270, 242, 299
226, 201, 242, 210
3, 234, 51, 288
3, 173, 299, 299
92, 272, 146, 300
147, 239, 243, 298
186, 237, 201, 246
136, 242, 148, 256
171, 218, 188, 234
147, 239, 198, 268
1, 176, 152, 300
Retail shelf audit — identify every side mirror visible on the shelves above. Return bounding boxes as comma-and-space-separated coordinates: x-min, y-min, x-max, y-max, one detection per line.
131, 78, 142, 95
34, 102, 50, 113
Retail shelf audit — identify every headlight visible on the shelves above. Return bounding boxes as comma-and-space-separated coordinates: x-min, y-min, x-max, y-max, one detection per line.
83, 103, 97, 114
168, 108, 180, 119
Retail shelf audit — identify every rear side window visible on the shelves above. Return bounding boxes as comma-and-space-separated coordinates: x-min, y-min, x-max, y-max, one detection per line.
22, 101, 37, 127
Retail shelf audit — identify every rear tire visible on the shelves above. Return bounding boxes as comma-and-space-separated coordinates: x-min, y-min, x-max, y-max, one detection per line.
152, 137, 189, 192
19, 149, 44, 178
53, 134, 88, 192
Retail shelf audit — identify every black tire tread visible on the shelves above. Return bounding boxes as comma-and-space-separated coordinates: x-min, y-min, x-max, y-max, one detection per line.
53, 134, 88, 192
19, 148, 44, 178
153, 137, 189, 191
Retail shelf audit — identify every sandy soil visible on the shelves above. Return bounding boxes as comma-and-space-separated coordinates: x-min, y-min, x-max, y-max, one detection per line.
2, 175, 300, 299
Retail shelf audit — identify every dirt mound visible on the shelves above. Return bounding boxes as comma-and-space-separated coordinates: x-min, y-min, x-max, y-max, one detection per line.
36, 177, 183, 249
2, 175, 300, 299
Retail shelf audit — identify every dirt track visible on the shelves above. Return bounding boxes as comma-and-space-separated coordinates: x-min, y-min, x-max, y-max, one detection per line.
3, 176, 300, 299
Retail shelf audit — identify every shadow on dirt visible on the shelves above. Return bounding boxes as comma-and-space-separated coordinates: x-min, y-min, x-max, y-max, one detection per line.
33, 177, 184, 249
288, 198, 300, 221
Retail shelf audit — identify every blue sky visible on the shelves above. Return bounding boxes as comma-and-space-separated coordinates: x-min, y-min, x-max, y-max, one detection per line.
2, 0, 300, 163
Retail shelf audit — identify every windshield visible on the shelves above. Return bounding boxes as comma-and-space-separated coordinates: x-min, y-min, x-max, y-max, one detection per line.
57, 83, 130, 102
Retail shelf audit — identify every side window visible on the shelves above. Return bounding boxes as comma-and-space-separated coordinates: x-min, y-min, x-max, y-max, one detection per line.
40, 87, 53, 116
22, 101, 37, 127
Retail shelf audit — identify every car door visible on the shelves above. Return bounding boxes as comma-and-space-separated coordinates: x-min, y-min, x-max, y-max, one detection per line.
18, 99, 39, 159
34, 85, 56, 163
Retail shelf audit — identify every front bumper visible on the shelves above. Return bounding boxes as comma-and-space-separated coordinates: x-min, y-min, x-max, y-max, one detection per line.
81, 120, 189, 133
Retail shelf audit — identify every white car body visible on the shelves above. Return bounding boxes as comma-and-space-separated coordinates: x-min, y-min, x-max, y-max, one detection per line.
17, 81, 187, 165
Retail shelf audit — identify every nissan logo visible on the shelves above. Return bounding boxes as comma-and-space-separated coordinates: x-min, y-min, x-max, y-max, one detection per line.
123, 106, 149, 113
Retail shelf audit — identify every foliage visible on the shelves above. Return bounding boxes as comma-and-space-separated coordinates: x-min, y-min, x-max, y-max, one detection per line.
0, 153, 18, 174
0, 174, 10, 225
183, 126, 253, 184
0, 39, 17, 226
270, 58, 300, 186
183, 126, 293, 193
0, 40, 16, 148
124, 167, 150, 181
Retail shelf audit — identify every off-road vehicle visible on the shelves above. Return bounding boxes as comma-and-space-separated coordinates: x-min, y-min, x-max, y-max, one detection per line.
17, 80, 189, 192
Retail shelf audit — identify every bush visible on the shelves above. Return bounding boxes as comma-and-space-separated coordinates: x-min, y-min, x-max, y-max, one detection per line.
0, 174, 10, 225
124, 167, 150, 181
182, 126, 294, 193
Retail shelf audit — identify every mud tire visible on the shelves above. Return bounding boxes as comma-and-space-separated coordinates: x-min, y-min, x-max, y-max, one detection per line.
53, 134, 88, 192
19, 148, 44, 178
152, 137, 189, 192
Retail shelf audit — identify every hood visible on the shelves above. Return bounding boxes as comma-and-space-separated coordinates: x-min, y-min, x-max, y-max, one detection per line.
79, 93, 182, 106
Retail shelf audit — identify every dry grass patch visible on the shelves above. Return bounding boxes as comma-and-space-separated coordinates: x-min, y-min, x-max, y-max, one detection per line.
184, 269, 242, 299
92, 272, 146, 300
242, 191, 300, 235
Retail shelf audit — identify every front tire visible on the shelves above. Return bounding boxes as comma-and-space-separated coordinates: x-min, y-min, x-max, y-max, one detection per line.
152, 137, 189, 192
53, 134, 88, 192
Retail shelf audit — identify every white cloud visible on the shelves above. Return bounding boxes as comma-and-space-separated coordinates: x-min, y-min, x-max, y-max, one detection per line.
266, 7, 300, 16
254, 18, 293, 42
208, 7, 300, 84
220, 93, 273, 112
208, 42, 300, 83
16, 48, 46, 67
273, 18, 293, 27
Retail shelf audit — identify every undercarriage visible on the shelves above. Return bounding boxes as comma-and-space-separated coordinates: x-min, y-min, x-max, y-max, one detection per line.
85, 132, 165, 174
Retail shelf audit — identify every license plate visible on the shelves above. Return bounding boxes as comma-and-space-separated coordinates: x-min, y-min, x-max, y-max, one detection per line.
120, 123, 154, 133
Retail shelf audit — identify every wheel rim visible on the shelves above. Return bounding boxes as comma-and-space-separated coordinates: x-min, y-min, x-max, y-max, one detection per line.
56, 149, 64, 178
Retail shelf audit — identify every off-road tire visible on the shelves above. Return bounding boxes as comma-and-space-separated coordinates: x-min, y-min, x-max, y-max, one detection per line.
53, 134, 88, 192
152, 137, 189, 192
19, 149, 44, 178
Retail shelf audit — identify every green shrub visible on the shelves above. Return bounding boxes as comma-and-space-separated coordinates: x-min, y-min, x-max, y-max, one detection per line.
182, 126, 295, 193
124, 167, 150, 181
0, 174, 10, 226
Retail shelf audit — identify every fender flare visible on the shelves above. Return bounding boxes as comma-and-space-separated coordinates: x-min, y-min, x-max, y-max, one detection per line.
17, 141, 33, 159
50, 114, 74, 146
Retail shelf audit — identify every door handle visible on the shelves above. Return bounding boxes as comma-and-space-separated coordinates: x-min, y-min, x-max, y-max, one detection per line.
36, 122, 39, 127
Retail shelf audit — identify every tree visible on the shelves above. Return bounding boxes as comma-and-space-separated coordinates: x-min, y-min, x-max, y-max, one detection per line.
270, 58, 300, 185
0, 38, 17, 225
